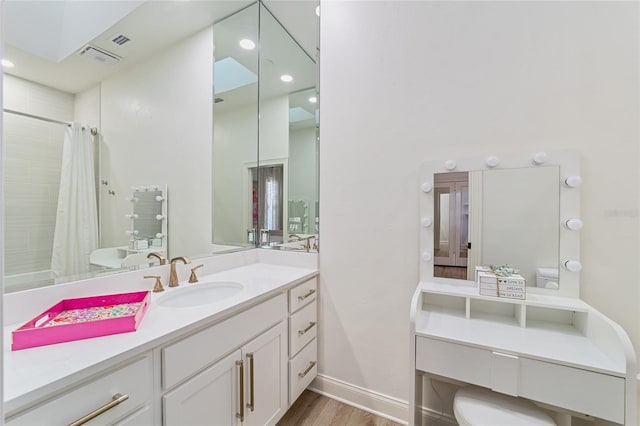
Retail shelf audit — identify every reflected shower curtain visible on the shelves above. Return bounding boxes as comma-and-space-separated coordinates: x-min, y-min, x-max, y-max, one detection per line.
257, 166, 283, 231
51, 123, 98, 277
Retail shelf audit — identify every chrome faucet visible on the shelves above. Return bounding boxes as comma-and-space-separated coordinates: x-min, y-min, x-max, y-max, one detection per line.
169, 256, 191, 287
147, 252, 166, 265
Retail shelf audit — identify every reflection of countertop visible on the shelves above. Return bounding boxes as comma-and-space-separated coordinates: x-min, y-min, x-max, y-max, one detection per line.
3, 251, 318, 414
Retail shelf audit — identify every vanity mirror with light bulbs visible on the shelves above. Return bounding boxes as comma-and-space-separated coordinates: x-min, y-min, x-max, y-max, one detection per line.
420, 150, 582, 298
410, 150, 637, 425
126, 185, 168, 252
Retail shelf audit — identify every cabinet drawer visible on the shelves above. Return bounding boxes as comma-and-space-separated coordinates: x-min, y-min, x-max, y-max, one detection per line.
415, 337, 491, 386
289, 338, 317, 404
113, 405, 154, 425
6, 354, 153, 425
289, 300, 317, 357
519, 358, 625, 424
289, 278, 317, 313
163, 294, 286, 390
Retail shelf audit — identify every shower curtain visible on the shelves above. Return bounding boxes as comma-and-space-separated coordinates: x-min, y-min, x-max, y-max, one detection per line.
51, 123, 99, 277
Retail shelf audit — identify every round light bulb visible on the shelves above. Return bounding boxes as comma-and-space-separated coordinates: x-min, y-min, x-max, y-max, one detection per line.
564, 259, 582, 272
421, 218, 433, 227
486, 155, 500, 168
280, 74, 293, 83
156, 214, 165, 220
421, 182, 433, 193
155, 233, 165, 239
239, 39, 256, 50
309, 96, 317, 103
565, 175, 582, 188
422, 252, 432, 262
565, 218, 583, 231
155, 195, 165, 201
532, 151, 548, 165
444, 160, 456, 171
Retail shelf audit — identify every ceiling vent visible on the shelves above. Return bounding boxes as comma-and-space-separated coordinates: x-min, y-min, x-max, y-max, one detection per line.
78, 45, 121, 65
111, 34, 132, 46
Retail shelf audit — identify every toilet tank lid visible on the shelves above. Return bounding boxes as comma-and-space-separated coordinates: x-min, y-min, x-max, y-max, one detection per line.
536, 267, 559, 278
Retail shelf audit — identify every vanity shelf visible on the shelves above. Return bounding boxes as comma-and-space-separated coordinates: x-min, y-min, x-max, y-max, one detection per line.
410, 281, 637, 425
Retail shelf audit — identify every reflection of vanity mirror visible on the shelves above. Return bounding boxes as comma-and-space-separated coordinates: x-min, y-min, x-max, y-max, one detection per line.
421, 151, 581, 297
89, 185, 168, 271
3, 0, 319, 292
127, 185, 167, 252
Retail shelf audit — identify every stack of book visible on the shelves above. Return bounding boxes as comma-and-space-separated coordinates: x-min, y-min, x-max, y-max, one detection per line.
477, 271, 526, 300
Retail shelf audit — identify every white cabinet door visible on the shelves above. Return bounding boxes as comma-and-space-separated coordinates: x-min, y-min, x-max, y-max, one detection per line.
242, 321, 288, 426
163, 350, 241, 426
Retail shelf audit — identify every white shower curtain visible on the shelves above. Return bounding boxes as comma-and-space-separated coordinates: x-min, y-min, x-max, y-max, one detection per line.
51, 123, 98, 278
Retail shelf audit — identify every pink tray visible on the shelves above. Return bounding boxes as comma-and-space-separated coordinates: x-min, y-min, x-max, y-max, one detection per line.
12, 291, 150, 351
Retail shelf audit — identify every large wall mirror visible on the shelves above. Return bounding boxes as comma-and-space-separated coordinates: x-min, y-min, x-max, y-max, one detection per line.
213, 1, 319, 252
2, 0, 319, 293
419, 151, 582, 298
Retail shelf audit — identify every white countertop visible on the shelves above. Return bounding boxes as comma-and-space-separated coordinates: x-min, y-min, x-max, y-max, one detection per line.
4, 262, 318, 414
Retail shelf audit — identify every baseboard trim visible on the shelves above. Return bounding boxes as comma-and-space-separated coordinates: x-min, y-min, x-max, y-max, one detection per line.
309, 374, 456, 425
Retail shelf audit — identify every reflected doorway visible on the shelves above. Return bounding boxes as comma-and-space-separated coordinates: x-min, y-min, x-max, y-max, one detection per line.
434, 172, 469, 279
251, 164, 284, 244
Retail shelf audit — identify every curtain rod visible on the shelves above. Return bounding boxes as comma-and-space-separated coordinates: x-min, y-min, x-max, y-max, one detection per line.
3, 108, 98, 136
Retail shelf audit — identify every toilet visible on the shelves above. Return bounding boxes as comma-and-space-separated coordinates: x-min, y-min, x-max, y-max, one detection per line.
453, 387, 557, 426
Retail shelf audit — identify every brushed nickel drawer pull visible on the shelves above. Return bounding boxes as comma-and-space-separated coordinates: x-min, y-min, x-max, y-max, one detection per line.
247, 353, 255, 412
297, 289, 316, 301
68, 393, 129, 426
298, 321, 317, 336
236, 360, 244, 421
298, 361, 317, 379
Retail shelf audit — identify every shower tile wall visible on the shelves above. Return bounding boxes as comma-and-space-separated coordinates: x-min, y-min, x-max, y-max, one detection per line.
3, 75, 74, 276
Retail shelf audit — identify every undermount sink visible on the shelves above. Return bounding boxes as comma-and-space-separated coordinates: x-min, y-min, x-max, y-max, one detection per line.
157, 281, 243, 308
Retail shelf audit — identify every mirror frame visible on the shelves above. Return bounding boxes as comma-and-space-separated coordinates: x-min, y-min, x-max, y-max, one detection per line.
419, 150, 581, 298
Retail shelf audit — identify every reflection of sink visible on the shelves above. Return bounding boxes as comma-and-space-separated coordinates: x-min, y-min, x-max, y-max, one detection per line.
157, 281, 243, 308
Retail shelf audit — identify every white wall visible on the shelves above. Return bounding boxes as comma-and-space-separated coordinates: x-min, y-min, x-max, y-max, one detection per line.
289, 126, 318, 233
213, 94, 289, 244
319, 0, 639, 422
100, 27, 213, 258
213, 103, 258, 244
259, 95, 289, 161
2, 75, 73, 276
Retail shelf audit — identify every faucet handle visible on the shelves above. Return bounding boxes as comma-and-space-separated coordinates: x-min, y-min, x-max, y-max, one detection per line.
145, 275, 164, 293
189, 264, 204, 283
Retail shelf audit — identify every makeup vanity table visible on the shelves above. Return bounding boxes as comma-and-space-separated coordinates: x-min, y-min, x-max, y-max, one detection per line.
409, 151, 637, 425
409, 281, 637, 425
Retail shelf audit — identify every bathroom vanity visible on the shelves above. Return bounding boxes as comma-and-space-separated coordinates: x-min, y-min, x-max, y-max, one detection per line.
3, 249, 318, 425
411, 151, 637, 425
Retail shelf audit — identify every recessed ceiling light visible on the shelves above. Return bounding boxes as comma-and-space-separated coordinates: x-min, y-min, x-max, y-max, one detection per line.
280, 74, 293, 83
309, 96, 317, 103
2, 59, 15, 68
239, 39, 256, 50
315, 6, 320, 16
